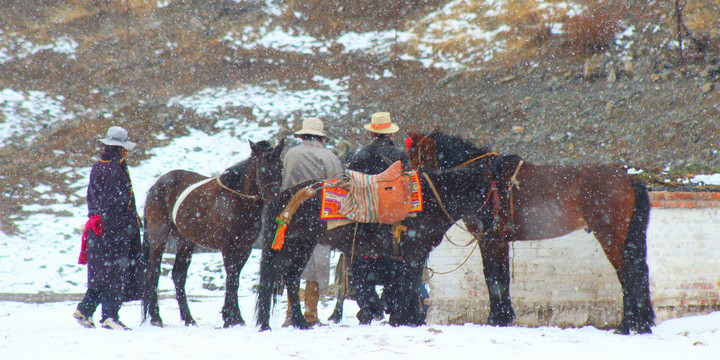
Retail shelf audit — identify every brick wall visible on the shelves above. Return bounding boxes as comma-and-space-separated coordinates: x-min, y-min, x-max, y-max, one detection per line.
425, 191, 720, 328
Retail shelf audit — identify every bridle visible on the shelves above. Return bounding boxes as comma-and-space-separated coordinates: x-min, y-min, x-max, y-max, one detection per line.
217, 156, 281, 201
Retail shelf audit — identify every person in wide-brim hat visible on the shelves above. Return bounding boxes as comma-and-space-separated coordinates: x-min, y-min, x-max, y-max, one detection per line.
363, 112, 399, 134
281, 116, 343, 327
99, 126, 137, 150
294, 117, 328, 138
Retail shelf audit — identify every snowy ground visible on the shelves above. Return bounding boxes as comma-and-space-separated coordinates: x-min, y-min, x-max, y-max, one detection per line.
1, 247, 719, 360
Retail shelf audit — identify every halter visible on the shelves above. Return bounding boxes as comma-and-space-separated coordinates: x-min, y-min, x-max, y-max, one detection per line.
216, 156, 280, 201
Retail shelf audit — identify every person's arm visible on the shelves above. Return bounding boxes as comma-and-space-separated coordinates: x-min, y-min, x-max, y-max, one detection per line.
86, 165, 104, 217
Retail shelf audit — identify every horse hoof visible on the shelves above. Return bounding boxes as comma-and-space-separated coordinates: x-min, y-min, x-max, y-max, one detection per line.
150, 319, 164, 327
223, 320, 245, 328
613, 328, 630, 335
294, 320, 313, 330
184, 320, 197, 327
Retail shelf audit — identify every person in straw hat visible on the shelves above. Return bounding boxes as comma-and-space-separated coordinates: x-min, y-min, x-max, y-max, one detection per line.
345, 112, 419, 325
74, 126, 142, 331
347, 112, 410, 174
281, 117, 344, 327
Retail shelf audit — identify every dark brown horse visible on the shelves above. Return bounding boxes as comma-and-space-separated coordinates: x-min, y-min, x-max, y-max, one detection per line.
255, 163, 495, 331
406, 131, 654, 334
142, 139, 284, 328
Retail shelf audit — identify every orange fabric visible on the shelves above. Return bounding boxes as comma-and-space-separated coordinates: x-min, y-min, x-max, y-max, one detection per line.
272, 217, 287, 250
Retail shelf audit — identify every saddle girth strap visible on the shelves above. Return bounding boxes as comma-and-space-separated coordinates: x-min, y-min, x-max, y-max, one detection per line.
172, 177, 215, 225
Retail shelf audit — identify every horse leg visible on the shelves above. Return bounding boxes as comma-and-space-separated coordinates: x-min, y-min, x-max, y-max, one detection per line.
221, 243, 251, 328
386, 261, 425, 327
172, 240, 197, 326
142, 220, 168, 327
593, 183, 654, 334
285, 272, 312, 329
479, 238, 514, 326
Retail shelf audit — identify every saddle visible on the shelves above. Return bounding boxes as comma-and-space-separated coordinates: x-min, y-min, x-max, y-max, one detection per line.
339, 161, 412, 224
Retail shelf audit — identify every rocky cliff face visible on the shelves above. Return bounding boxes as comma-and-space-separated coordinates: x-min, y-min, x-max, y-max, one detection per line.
1, 0, 719, 233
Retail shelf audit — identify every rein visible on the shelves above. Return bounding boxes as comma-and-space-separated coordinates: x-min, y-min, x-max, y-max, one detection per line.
421, 172, 455, 225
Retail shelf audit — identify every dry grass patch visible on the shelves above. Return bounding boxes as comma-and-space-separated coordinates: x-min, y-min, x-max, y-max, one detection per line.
563, 4, 621, 56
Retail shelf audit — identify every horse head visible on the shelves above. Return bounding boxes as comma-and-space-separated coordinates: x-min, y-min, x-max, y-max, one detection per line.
250, 138, 285, 201
407, 128, 439, 171
408, 129, 496, 170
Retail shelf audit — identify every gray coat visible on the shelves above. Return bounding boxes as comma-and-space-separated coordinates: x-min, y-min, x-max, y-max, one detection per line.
281, 139, 344, 189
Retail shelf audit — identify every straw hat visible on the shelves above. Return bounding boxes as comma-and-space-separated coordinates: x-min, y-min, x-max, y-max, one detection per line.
99, 126, 136, 150
294, 117, 327, 137
363, 112, 399, 134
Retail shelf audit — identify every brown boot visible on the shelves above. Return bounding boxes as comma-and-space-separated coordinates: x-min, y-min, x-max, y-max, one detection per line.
303, 281, 324, 326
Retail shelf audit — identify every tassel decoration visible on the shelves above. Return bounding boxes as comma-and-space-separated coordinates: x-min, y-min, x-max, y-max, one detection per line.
272, 217, 287, 250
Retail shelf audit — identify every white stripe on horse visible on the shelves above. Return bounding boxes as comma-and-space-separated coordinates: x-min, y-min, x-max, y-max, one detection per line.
172, 177, 215, 225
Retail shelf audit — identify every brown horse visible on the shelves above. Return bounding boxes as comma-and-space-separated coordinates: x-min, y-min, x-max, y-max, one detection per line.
407, 131, 654, 334
142, 139, 284, 328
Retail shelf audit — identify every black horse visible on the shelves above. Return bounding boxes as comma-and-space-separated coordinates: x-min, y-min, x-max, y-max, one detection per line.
407, 131, 654, 334
142, 139, 284, 328
255, 163, 495, 331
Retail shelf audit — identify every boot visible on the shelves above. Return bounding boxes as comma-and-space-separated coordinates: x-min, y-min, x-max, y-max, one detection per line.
303, 281, 323, 326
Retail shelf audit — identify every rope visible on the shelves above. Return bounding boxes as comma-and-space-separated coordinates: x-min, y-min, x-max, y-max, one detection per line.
216, 177, 260, 200
427, 240, 479, 277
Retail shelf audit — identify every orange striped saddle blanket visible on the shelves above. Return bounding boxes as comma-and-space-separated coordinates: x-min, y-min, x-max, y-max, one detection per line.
321, 161, 422, 224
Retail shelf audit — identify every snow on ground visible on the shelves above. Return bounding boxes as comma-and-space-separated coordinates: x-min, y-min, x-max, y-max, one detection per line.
1, 243, 719, 360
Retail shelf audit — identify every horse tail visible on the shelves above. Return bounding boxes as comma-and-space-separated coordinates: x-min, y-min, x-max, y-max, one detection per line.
140, 217, 151, 324
254, 198, 286, 331
623, 179, 655, 330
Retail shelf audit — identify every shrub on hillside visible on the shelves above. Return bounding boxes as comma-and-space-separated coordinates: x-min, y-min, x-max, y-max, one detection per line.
564, 5, 620, 56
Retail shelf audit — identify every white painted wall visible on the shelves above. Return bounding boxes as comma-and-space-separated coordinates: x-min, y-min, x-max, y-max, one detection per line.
426, 207, 720, 328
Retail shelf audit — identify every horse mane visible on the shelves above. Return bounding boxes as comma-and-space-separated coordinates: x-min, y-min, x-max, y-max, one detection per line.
429, 131, 493, 168
218, 141, 274, 188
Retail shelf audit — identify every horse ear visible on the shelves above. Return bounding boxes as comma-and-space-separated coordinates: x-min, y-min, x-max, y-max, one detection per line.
248, 140, 259, 155
273, 138, 285, 157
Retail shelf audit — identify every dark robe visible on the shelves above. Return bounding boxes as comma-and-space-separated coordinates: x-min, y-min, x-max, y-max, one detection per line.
85, 147, 142, 301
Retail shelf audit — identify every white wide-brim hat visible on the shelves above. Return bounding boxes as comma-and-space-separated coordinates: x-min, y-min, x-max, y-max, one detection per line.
364, 112, 399, 134
99, 126, 137, 150
294, 117, 327, 137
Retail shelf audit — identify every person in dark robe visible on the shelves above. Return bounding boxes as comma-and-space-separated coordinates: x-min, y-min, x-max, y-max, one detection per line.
73, 126, 142, 330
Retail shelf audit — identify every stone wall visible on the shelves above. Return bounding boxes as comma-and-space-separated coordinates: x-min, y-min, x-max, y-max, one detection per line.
425, 192, 720, 328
